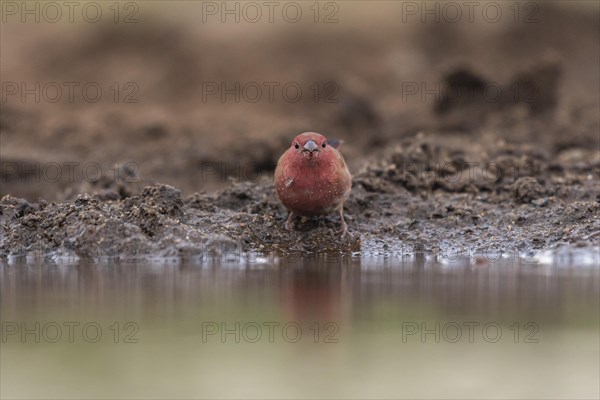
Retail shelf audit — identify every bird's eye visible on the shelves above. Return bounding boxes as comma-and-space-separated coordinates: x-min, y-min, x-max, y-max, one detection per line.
294, 142, 299, 149
322, 141, 327, 148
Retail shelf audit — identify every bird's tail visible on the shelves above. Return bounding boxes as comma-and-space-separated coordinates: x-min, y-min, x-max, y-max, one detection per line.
328, 139, 344, 149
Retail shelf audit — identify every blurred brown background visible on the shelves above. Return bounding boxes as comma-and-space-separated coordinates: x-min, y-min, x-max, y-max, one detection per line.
1, 1, 598, 200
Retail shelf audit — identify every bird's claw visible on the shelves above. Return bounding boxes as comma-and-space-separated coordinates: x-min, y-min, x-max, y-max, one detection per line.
340, 220, 348, 239
285, 212, 297, 232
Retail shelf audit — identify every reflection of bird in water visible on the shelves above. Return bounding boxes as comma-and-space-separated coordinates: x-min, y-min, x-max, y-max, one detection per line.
280, 258, 346, 324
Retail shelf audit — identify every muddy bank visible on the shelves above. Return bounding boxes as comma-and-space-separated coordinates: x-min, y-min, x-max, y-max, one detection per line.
2, 131, 598, 259
2, 47, 599, 259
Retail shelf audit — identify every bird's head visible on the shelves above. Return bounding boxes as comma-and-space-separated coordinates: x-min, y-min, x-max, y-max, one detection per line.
290, 132, 330, 161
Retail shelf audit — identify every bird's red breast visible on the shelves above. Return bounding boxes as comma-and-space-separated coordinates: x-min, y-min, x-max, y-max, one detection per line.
275, 132, 352, 216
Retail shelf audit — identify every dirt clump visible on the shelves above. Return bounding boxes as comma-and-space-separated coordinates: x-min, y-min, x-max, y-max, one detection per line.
2, 130, 598, 260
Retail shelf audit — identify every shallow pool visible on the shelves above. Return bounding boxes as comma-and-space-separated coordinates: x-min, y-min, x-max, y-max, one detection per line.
1, 248, 598, 399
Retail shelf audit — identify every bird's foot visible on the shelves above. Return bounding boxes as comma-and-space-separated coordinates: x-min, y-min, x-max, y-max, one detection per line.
284, 212, 297, 231
339, 220, 348, 239
338, 207, 349, 239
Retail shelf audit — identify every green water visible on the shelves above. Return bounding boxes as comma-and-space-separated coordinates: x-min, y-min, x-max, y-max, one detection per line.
1, 250, 599, 399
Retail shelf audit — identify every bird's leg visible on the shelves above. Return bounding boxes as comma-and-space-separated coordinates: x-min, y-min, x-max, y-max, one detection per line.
338, 206, 348, 238
285, 211, 297, 231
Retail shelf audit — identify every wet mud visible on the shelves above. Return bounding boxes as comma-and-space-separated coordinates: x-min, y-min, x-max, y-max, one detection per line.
1, 2, 598, 259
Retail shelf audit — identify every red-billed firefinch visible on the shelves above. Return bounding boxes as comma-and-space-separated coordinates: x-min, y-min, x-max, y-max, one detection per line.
275, 132, 352, 237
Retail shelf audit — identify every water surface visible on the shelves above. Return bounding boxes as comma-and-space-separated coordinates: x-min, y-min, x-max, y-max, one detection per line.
1, 248, 598, 399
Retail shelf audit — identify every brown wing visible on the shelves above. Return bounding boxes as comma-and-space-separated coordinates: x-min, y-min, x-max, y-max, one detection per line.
328, 139, 344, 149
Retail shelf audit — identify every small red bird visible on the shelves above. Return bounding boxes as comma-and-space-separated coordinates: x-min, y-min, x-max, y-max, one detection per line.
275, 132, 352, 237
